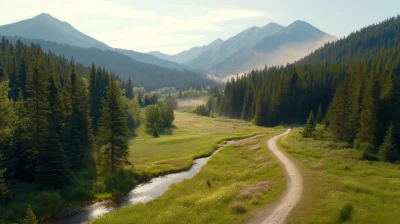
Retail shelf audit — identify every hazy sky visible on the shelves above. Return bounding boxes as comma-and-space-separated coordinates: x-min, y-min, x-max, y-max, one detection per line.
0, 0, 398, 54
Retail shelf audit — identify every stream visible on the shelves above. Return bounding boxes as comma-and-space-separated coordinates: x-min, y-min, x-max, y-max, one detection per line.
50, 140, 235, 224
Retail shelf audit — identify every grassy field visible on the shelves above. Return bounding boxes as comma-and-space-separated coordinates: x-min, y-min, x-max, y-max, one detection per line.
279, 128, 400, 224
129, 108, 278, 176
95, 129, 286, 224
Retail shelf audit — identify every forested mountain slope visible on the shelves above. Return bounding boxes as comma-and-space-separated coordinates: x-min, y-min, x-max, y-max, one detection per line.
2, 36, 211, 90
206, 15, 400, 163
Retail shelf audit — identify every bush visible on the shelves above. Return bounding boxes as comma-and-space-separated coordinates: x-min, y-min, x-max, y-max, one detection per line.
338, 203, 353, 223
64, 185, 93, 202
105, 169, 137, 194
193, 105, 210, 117
92, 181, 106, 194
32, 191, 63, 220
353, 138, 361, 149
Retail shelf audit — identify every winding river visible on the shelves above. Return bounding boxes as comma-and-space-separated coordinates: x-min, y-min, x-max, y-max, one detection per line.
51, 140, 235, 224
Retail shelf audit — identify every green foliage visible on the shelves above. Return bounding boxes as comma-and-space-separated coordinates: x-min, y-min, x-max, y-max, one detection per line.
125, 78, 134, 99
159, 96, 175, 128
378, 124, 399, 162
23, 205, 38, 224
316, 103, 323, 123
302, 111, 316, 138
123, 97, 141, 136
193, 105, 210, 117
144, 105, 164, 131
32, 191, 63, 220
0, 153, 7, 201
98, 75, 130, 172
40, 123, 70, 189
338, 203, 353, 223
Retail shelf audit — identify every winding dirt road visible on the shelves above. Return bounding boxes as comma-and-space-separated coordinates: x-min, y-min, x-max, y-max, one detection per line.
259, 129, 303, 224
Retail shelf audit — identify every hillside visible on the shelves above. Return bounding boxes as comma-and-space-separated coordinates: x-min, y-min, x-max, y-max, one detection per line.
2, 36, 211, 90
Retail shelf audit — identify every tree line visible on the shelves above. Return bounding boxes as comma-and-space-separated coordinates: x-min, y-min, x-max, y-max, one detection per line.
201, 15, 400, 163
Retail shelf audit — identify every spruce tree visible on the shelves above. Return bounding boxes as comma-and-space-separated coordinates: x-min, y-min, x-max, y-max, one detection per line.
88, 64, 104, 133
41, 123, 70, 189
303, 111, 316, 138
125, 78, 134, 99
378, 124, 399, 162
97, 75, 130, 172
358, 77, 380, 147
26, 61, 50, 186
23, 205, 38, 224
0, 153, 8, 201
64, 61, 92, 170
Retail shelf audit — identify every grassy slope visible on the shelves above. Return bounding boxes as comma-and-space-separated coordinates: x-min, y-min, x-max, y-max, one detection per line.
94, 111, 286, 224
279, 128, 400, 224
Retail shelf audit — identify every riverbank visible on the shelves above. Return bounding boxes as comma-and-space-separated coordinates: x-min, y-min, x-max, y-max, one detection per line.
94, 129, 285, 224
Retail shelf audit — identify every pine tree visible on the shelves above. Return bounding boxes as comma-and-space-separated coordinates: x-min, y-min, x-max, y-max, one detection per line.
23, 205, 38, 224
358, 77, 380, 147
316, 103, 323, 123
64, 61, 92, 170
303, 111, 316, 138
88, 64, 104, 133
378, 124, 399, 162
125, 78, 134, 99
97, 75, 130, 172
0, 81, 15, 155
48, 74, 66, 135
0, 153, 8, 201
41, 123, 70, 189
26, 60, 50, 186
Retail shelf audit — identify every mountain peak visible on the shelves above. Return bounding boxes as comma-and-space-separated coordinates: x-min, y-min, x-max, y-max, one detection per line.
289, 20, 313, 28
33, 13, 57, 21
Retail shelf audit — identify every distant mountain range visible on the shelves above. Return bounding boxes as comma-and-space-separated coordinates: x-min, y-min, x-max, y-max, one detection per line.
148, 38, 224, 64
0, 13, 186, 70
152, 21, 336, 76
0, 13, 336, 80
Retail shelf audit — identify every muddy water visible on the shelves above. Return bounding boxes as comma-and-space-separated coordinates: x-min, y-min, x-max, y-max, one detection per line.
52, 141, 234, 224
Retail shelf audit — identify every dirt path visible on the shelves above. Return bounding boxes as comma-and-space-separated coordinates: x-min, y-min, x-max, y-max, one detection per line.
254, 129, 303, 224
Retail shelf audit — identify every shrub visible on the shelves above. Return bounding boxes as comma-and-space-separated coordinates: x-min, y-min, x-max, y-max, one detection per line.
32, 191, 63, 220
353, 138, 361, 149
105, 169, 137, 194
338, 203, 353, 223
64, 185, 93, 202
92, 181, 106, 194
193, 105, 210, 117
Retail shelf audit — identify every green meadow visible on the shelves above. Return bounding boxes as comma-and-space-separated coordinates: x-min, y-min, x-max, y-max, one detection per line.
279, 128, 400, 224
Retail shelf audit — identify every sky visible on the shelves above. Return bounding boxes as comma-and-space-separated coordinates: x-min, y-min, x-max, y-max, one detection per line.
0, 0, 398, 54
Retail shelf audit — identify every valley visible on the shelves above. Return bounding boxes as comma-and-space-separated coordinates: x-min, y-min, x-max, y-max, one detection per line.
1, 4, 400, 224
